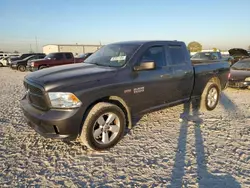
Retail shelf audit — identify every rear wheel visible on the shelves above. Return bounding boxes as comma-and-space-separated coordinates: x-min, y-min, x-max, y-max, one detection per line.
200, 82, 220, 111
18, 65, 26, 72
80, 102, 126, 150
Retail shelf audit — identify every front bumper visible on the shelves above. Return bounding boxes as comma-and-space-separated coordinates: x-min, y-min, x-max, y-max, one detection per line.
26, 65, 38, 72
20, 97, 83, 140
10, 64, 18, 69
228, 80, 250, 88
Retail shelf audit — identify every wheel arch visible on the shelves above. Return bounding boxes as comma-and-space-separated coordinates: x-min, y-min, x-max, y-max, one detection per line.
208, 76, 221, 91
80, 95, 132, 134
38, 64, 47, 69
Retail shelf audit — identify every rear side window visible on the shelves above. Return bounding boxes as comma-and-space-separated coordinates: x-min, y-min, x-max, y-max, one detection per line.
54, 53, 64, 60
140, 46, 166, 67
168, 45, 186, 65
65, 53, 72, 59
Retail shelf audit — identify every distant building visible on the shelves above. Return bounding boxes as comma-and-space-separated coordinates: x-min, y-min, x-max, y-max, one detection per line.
43, 44, 102, 56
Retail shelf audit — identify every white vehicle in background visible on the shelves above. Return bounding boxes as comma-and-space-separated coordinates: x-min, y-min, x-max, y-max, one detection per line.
0, 54, 20, 67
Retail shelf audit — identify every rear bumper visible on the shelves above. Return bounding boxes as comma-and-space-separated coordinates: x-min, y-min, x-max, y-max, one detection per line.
228, 80, 250, 88
20, 97, 84, 140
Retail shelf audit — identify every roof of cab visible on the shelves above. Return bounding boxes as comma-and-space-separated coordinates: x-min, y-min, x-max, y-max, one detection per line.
110, 40, 182, 46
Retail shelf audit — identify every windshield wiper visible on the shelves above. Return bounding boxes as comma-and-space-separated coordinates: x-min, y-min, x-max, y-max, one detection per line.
85, 62, 112, 67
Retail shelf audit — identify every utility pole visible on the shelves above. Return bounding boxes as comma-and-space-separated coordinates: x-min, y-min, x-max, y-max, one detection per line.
35, 36, 38, 52
29, 44, 32, 53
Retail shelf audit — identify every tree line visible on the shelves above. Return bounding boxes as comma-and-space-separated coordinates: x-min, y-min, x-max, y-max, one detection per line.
188, 42, 250, 52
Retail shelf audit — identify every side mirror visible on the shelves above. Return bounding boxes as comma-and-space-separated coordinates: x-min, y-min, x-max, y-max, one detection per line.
134, 61, 156, 71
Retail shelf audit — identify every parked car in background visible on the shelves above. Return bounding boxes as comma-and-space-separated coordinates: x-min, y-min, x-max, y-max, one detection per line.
0, 54, 20, 67
191, 51, 222, 60
247, 50, 250, 56
191, 51, 234, 65
228, 48, 250, 65
191, 51, 231, 64
21, 40, 230, 150
8, 53, 45, 66
221, 54, 234, 66
0, 53, 8, 60
27, 52, 84, 71
228, 58, 250, 89
78, 53, 93, 61
10, 54, 46, 72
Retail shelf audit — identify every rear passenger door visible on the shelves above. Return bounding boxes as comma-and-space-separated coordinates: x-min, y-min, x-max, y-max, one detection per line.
166, 44, 194, 102
64, 53, 74, 64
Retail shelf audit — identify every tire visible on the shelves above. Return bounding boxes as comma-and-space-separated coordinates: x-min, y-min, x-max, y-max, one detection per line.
200, 82, 220, 111
80, 102, 126, 150
0, 63, 3, 67
18, 65, 26, 72
39, 66, 47, 70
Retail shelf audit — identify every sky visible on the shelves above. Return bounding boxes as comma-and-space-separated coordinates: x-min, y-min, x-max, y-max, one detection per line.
1, 0, 250, 52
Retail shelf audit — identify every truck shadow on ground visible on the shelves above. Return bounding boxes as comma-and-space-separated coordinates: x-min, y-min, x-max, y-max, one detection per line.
169, 98, 241, 188
220, 92, 238, 113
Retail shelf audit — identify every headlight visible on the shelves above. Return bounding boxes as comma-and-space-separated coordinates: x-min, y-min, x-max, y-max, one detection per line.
48, 92, 82, 108
245, 77, 250, 82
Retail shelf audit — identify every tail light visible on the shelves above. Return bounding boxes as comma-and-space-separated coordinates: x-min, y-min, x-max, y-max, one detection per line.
228, 73, 231, 79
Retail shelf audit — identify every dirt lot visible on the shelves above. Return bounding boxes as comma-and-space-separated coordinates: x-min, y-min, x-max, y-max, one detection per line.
0, 67, 250, 187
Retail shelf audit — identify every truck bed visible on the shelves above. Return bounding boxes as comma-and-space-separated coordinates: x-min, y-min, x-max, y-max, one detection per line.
192, 61, 230, 97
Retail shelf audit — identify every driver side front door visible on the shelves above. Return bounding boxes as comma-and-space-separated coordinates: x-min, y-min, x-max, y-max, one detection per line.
129, 45, 174, 113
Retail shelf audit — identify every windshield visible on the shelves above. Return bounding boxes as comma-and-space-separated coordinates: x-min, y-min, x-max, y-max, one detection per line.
232, 60, 250, 70
23, 55, 35, 61
78, 54, 87, 58
20, 54, 33, 59
84, 43, 140, 67
45, 53, 56, 59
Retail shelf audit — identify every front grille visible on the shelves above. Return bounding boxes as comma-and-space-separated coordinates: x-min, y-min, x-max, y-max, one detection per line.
24, 82, 43, 95
24, 81, 48, 110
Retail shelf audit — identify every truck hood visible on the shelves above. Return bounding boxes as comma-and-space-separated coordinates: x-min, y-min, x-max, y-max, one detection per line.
25, 63, 118, 91
10, 57, 21, 61
11, 59, 25, 65
228, 48, 249, 57
230, 69, 250, 81
29, 59, 50, 64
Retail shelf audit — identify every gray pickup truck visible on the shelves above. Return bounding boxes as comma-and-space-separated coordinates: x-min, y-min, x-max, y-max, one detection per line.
21, 40, 230, 150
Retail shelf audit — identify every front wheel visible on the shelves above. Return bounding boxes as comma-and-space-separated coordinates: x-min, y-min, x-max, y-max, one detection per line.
18, 65, 26, 72
200, 82, 220, 111
80, 102, 126, 150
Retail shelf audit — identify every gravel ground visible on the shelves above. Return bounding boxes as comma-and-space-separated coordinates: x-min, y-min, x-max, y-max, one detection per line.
0, 67, 250, 187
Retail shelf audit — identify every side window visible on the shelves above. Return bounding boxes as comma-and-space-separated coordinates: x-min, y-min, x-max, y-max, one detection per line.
29, 56, 36, 60
210, 52, 219, 60
65, 53, 72, 59
54, 53, 64, 60
201, 53, 210, 60
140, 46, 166, 67
168, 45, 186, 65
